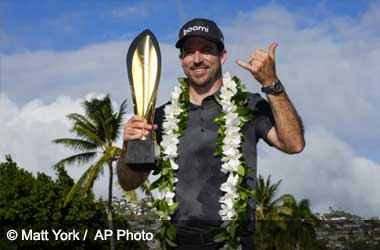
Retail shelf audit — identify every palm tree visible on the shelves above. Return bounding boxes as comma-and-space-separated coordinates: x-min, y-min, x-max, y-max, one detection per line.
256, 174, 285, 220
255, 175, 319, 250
52, 94, 126, 250
256, 174, 287, 250
278, 195, 318, 250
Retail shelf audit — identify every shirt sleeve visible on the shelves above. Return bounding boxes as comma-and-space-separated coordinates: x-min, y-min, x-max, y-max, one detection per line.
248, 93, 275, 146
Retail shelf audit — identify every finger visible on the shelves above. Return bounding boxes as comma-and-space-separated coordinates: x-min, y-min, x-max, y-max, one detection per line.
127, 127, 144, 135
125, 128, 146, 140
126, 133, 144, 141
268, 42, 278, 60
134, 122, 153, 130
129, 115, 146, 122
235, 59, 252, 71
152, 124, 158, 130
127, 119, 153, 130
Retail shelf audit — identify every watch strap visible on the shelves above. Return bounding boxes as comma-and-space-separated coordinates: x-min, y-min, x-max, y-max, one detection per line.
261, 79, 283, 95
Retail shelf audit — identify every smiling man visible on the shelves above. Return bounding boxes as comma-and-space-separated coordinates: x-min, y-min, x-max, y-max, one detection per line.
117, 18, 305, 249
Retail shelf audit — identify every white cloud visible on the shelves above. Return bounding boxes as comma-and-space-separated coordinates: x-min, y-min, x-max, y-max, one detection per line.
0, 93, 132, 199
222, 3, 380, 160
258, 127, 380, 217
2, 40, 182, 112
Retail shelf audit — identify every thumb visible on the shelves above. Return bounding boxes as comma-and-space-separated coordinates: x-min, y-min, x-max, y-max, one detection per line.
269, 42, 279, 59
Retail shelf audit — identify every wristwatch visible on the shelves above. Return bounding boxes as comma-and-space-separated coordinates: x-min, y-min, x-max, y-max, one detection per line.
261, 79, 284, 95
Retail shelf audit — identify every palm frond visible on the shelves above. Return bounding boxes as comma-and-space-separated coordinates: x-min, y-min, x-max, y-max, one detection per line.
72, 125, 105, 146
83, 95, 112, 123
52, 138, 98, 151
99, 114, 112, 143
112, 99, 127, 141
67, 113, 96, 133
53, 151, 97, 169
81, 155, 108, 195
63, 155, 106, 207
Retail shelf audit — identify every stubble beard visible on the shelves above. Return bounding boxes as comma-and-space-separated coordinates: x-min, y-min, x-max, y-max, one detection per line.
187, 63, 223, 91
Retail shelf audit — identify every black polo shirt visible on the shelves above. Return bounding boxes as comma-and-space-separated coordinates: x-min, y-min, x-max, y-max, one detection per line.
154, 91, 274, 232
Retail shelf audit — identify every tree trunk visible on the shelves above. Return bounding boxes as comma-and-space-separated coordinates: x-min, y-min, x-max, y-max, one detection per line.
108, 162, 115, 250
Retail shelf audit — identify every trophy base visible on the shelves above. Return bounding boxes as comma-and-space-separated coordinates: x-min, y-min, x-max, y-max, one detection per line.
126, 139, 159, 171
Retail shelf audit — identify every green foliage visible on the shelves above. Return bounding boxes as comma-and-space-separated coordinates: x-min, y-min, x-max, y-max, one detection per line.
0, 156, 110, 249
255, 174, 322, 250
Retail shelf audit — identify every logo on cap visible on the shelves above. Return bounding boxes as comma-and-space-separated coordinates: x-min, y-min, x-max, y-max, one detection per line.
183, 25, 209, 36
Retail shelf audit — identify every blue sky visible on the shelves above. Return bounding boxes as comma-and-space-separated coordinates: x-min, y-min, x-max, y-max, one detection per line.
1, 0, 379, 217
1, 0, 370, 53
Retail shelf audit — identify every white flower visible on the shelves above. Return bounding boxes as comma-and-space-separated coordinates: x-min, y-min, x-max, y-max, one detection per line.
165, 191, 175, 206
224, 126, 240, 137
223, 72, 238, 94
171, 86, 181, 100
225, 112, 240, 127
220, 192, 238, 208
222, 146, 240, 158
220, 88, 234, 100
222, 102, 237, 113
221, 174, 239, 191
159, 187, 175, 206
219, 203, 237, 220
162, 119, 178, 131
161, 134, 179, 159
220, 158, 240, 174
170, 159, 179, 170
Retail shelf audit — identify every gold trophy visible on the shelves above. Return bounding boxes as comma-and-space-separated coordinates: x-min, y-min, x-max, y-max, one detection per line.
125, 29, 161, 170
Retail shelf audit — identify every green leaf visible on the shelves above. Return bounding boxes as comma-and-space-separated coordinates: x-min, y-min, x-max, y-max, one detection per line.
165, 237, 177, 247
240, 115, 251, 123
237, 165, 245, 176
229, 221, 237, 239
239, 191, 247, 201
162, 167, 169, 176
166, 223, 176, 240
213, 231, 228, 242
150, 176, 164, 190
169, 202, 178, 212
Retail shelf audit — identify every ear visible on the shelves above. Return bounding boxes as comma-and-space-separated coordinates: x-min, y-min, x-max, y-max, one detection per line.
220, 49, 227, 64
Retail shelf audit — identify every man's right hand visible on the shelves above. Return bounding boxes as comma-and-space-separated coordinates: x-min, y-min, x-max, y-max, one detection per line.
123, 115, 158, 141
117, 115, 157, 191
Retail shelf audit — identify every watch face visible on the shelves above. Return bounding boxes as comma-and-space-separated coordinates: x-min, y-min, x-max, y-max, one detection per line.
273, 80, 283, 93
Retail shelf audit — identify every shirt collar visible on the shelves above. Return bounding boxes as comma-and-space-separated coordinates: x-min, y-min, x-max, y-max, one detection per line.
189, 88, 221, 110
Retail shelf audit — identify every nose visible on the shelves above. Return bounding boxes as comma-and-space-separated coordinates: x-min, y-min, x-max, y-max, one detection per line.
193, 50, 203, 64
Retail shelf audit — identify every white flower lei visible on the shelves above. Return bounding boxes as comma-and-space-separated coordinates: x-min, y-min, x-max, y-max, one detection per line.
149, 72, 252, 250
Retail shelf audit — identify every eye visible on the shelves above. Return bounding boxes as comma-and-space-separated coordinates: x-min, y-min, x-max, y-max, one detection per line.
201, 48, 211, 53
200, 47, 217, 54
182, 49, 194, 56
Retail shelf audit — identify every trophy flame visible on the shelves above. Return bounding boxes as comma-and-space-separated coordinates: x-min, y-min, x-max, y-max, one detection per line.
127, 29, 161, 139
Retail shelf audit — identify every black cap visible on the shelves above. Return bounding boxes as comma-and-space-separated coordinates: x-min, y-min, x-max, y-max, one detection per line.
175, 18, 224, 49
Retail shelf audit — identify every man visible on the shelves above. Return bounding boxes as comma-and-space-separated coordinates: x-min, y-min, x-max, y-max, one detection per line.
117, 18, 304, 249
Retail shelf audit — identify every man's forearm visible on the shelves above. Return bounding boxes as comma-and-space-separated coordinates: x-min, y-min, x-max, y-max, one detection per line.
117, 143, 150, 191
267, 90, 305, 153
